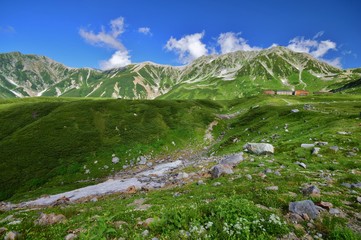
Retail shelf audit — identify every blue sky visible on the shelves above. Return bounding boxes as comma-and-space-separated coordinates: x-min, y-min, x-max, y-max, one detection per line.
1, 0, 360, 69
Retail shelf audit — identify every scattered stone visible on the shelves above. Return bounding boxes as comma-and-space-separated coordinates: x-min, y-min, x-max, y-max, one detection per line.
146, 162, 153, 167
4, 231, 22, 240
289, 200, 319, 219
295, 162, 307, 169
173, 192, 181, 197
210, 164, 233, 179
347, 152, 357, 157
0, 215, 14, 223
213, 182, 222, 186
265, 186, 279, 191
315, 141, 328, 146
301, 144, 315, 149
342, 182, 361, 189
176, 172, 189, 180
263, 168, 273, 174
316, 201, 333, 210
291, 109, 300, 113
0, 227, 7, 235
258, 163, 265, 167
143, 218, 155, 227
329, 146, 339, 153
197, 180, 205, 185
287, 213, 304, 223
35, 213, 66, 226
357, 196, 361, 203
113, 220, 128, 229
258, 172, 267, 179
303, 104, 314, 110
90, 197, 98, 202
65, 233, 77, 240
243, 143, 274, 155
126, 185, 137, 194
302, 185, 321, 197
337, 131, 351, 135
329, 208, 341, 215
138, 156, 147, 165
142, 230, 149, 237
312, 147, 321, 155
52, 196, 71, 206
220, 152, 243, 167
245, 174, 252, 180
8, 220, 22, 225
274, 170, 281, 176
112, 156, 120, 164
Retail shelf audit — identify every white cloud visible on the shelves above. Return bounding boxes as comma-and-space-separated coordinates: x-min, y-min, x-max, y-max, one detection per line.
287, 35, 340, 67
165, 32, 208, 64
323, 57, 342, 68
100, 50, 131, 70
217, 32, 261, 54
0, 25, 15, 34
313, 31, 324, 39
79, 17, 131, 69
138, 27, 152, 35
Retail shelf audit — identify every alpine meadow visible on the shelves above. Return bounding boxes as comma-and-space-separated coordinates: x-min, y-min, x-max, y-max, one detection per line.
1, 0, 361, 239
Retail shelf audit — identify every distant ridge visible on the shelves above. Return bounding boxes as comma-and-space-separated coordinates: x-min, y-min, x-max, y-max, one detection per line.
0, 47, 360, 99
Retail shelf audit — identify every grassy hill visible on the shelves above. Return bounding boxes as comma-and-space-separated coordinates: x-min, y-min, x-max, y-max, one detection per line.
0, 95, 360, 239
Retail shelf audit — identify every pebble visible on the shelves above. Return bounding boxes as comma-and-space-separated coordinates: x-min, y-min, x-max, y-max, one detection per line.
265, 186, 279, 191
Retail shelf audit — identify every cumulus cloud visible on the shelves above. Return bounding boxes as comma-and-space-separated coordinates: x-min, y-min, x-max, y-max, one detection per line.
217, 32, 261, 54
165, 32, 208, 64
100, 50, 131, 70
287, 35, 340, 67
138, 27, 152, 35
79, 17, 131, 69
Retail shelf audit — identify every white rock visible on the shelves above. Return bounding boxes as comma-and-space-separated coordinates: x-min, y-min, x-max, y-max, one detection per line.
112, 157, 120, 164
301, 144, 315, 148
243, 143, 274, 155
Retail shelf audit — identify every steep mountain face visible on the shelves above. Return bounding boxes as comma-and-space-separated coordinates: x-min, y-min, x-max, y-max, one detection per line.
0, 47, 360, 99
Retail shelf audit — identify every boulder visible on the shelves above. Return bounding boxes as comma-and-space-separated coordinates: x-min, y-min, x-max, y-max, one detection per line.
301, 144, 314, 149
220, 152, 243, 167
289, 200, 319, 219
302, 185, 320, 196
35, 213, 66, 226
312, 147, 320, 155
243, 143, 274, 155
210, 164, 233, 178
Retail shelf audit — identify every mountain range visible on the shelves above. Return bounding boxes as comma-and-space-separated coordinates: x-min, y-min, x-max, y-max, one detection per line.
0, 47, 360, 99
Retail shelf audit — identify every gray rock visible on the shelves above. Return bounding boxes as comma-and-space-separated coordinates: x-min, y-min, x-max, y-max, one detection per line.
351, 183, 361, 189
295, 162, 307, 169
210, 164, 234, 178
291, 109, 300, 113
243, 143, 274, 155
357, 196, 361, 203
341, 183, 352, 188
312, 147, 321, 155
315, 141, 328, 146
302, 185, 321, 196
138, 156, 147, 165
329, 208, 341, 215
303, 104, 314, 110
213, 182, 222, 186
220, 153, 243, 167
35, 213, 66, 226
112, 157, 119, 164
65, 233, 77, 240
142, 230, 149, 237
274, 171, 281, 176
329, 146, 339, 152
337, 131, 351, 135
289, 200, 319, 219
0, 227, 7, 235
4, 231, 22, 240
301, 144, 315, 149
263, 168, 273, 174
245, 174, 252, 180
265, 186, 279, 191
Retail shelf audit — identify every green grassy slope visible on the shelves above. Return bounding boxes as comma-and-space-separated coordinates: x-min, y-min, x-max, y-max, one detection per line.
0, 95, 360, 239
0, 98, 222, 201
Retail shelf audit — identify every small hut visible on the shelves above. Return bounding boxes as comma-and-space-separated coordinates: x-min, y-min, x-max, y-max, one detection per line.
276, 90, 293, 95
294, 90, 309, 96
